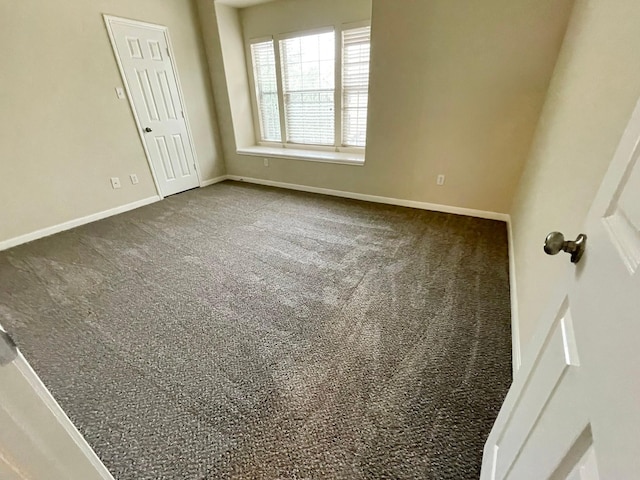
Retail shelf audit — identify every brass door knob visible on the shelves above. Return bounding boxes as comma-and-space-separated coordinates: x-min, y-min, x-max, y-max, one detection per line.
544, 232, 587, 264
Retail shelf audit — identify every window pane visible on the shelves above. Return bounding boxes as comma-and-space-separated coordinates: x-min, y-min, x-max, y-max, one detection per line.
280, 31, 335, 146
250, 41, 281, 142
342, 26, 371, 147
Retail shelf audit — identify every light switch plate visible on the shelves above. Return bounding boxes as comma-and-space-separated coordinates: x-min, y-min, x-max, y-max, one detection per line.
110, 177, 121, 189
115, 87, 126, 99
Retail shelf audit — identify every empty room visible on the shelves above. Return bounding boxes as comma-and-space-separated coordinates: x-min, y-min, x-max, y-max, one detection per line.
1, 0, 639, 479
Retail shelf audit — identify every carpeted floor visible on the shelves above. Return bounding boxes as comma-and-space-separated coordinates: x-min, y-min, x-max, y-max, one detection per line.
0, 181, 512, 479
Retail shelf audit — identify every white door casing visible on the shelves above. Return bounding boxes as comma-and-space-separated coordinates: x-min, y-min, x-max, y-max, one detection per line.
104, 16, 201, 198
481, 99, 640, 478
0, 328, 113, 480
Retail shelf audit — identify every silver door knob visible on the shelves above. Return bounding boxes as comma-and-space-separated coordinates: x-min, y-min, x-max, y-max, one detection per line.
544, 232, 587, 264
144, 127, 153, 133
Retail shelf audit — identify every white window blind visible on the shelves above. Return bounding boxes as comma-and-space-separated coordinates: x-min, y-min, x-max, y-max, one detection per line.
342, 26, 371, 147
250, 40, 281, 142
280, 31, 335, 146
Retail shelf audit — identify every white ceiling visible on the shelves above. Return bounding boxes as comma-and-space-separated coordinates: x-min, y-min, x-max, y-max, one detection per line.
215, 0, 275, 8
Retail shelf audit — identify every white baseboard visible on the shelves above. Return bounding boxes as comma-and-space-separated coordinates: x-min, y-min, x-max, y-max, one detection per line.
507, 217, 522, 375
200, 175, 228, 187
0, 196, 161, 252
225, 175, 509, 222
226, 175, 519, 372
3, 174, 520, 375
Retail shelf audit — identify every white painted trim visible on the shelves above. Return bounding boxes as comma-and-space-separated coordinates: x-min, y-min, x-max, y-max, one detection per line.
273, 31, 288, 144
334, 21, 343, 150
342, 19, 372, 30
248, 35, 274, 44
278, 25, 335, 41
237, 146, 364, 165
0, 196, 161, 252
0, 321, 113, 478
200, 175, 229, 187
14, 353, 115, 479
225, 175, 509, 221
102, 15, 203, 194
507, 217, 522, 375
245, 38, 268, 144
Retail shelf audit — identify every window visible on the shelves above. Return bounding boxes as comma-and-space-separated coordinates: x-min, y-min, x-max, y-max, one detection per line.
250, 40, 281, 142
249, 25, 371, 150
281, 31, 335, 146
341, 26, 371, 148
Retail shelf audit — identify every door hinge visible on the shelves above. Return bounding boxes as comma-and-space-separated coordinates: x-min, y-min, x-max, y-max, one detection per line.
181, 111, 185, 118
166, 47, 171, 58
0, 330, 18, 366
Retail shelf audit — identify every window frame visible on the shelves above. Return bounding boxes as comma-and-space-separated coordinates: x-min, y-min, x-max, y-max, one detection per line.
246, 20, 371, 155
248, 36, 282, 143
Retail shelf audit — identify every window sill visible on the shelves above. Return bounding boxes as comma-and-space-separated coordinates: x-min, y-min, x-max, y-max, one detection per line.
237, 146, 365, 166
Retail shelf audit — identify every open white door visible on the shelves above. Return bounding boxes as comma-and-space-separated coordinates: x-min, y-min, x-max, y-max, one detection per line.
104, 16, 201, 198
481, 99, 640, 478
0, 328, 113, 480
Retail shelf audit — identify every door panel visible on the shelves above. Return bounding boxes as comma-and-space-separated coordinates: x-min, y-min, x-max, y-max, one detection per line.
106, 18, 200, 197
602, 150, 640, 274
482, 98, 640, 478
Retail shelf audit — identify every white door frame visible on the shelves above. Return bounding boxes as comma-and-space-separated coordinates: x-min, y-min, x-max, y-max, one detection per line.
102, 15, 202, 200
0, 325, 114, 479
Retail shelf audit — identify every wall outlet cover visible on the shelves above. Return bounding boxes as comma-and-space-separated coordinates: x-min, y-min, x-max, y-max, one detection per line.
130, 174, 139, 185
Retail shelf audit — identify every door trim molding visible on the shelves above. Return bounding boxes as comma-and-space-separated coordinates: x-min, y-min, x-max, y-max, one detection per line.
0, 321, 114, 478
507, 218, 522, 374
0, 196, 160, 252
14, 352, 115, 479
102, 15, 203, 199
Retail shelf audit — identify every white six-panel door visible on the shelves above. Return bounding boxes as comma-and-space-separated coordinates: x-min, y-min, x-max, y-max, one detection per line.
104, 16, 200, 197
481, 98, 640, 478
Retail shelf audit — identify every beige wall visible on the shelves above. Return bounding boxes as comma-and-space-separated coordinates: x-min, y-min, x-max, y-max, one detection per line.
241, 0, 370, 41
217, 4, 256, 148
199, 0, 573, 214
0, 0, 224, 244
197, 0, 242, 169
510, 0, 640, 359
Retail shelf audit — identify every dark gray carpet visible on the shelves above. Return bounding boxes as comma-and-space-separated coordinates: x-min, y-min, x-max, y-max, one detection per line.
0, 181, 511, 479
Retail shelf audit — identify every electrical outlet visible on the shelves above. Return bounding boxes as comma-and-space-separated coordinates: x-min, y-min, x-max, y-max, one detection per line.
436, 174, 446, 186
115, 87, 126, 100
130, 174, 139, 185
110, 177, 121, 189
263, 158, 269, 167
